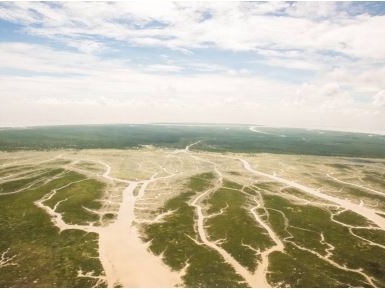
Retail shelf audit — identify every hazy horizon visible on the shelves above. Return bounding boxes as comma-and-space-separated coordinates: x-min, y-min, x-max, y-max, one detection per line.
1, 2, 384, 132
2, 121, 385, 135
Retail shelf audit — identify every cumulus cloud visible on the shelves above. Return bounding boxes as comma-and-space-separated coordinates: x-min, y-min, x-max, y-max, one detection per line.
285, 2, 341, 19
1, 2, 385, 60
373, 90, 385, 107
0, 2, 384, 132
281, 82, 352, 110
0, 42, 295, 104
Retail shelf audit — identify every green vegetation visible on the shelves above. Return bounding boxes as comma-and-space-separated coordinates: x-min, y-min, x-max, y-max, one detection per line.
0, 169, 63, 194
102, 213, 116, 222
0, 174, 44, 193
262, 193, 385, 287
352, 229, 385, 246
343, 185, 385, 201
0, 167, 105, 287
142, 173, 248, 287
327, 163, 351, 170
362, 171, 385, 188
45, 159, 72, 166
333, 210, 375, 227
252, 181, 281, 192
280, 187, 328, 203
227, 171, 241, 176
75, 161, 104, 173
0, 124, 384, 157
0, 165, 34, 177
205, 180, 274, 271
319, 178, 385, 211
44, 177, 105, 225
0, 139, 384, 288
268, 245, 368, 287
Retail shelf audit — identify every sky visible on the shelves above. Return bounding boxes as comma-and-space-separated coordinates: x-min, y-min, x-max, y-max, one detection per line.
0, 1, 384, 133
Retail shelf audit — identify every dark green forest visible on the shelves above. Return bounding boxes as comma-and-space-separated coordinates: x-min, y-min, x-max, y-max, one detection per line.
0, 124, 384, 158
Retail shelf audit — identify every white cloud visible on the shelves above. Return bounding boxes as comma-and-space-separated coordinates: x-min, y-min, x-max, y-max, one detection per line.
0, 42, 112, 74
285, 2, 341, 19
325, 66, 385, 92
373, 90, 385, 107
255, 57, 324, 71
66, 40, 106, 54
142, 64, 183, 73
281, 82, 352, 109
0, 3, 384, 132
0, 43, 294, 104
1, 2, 385, 61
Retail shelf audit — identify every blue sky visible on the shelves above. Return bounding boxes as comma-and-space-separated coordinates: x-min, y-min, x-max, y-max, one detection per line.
0, 1, 384, 133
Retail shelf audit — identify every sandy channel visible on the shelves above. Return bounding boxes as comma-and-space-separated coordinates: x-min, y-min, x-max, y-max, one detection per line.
35, 159, 180, 288
97, 164, 180, 287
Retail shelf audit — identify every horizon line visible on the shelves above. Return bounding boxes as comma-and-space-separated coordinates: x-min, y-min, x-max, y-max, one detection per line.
1, 122, 384, 136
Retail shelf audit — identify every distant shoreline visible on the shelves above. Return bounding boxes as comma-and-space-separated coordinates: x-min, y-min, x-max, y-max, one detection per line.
0, 123, 384, 136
